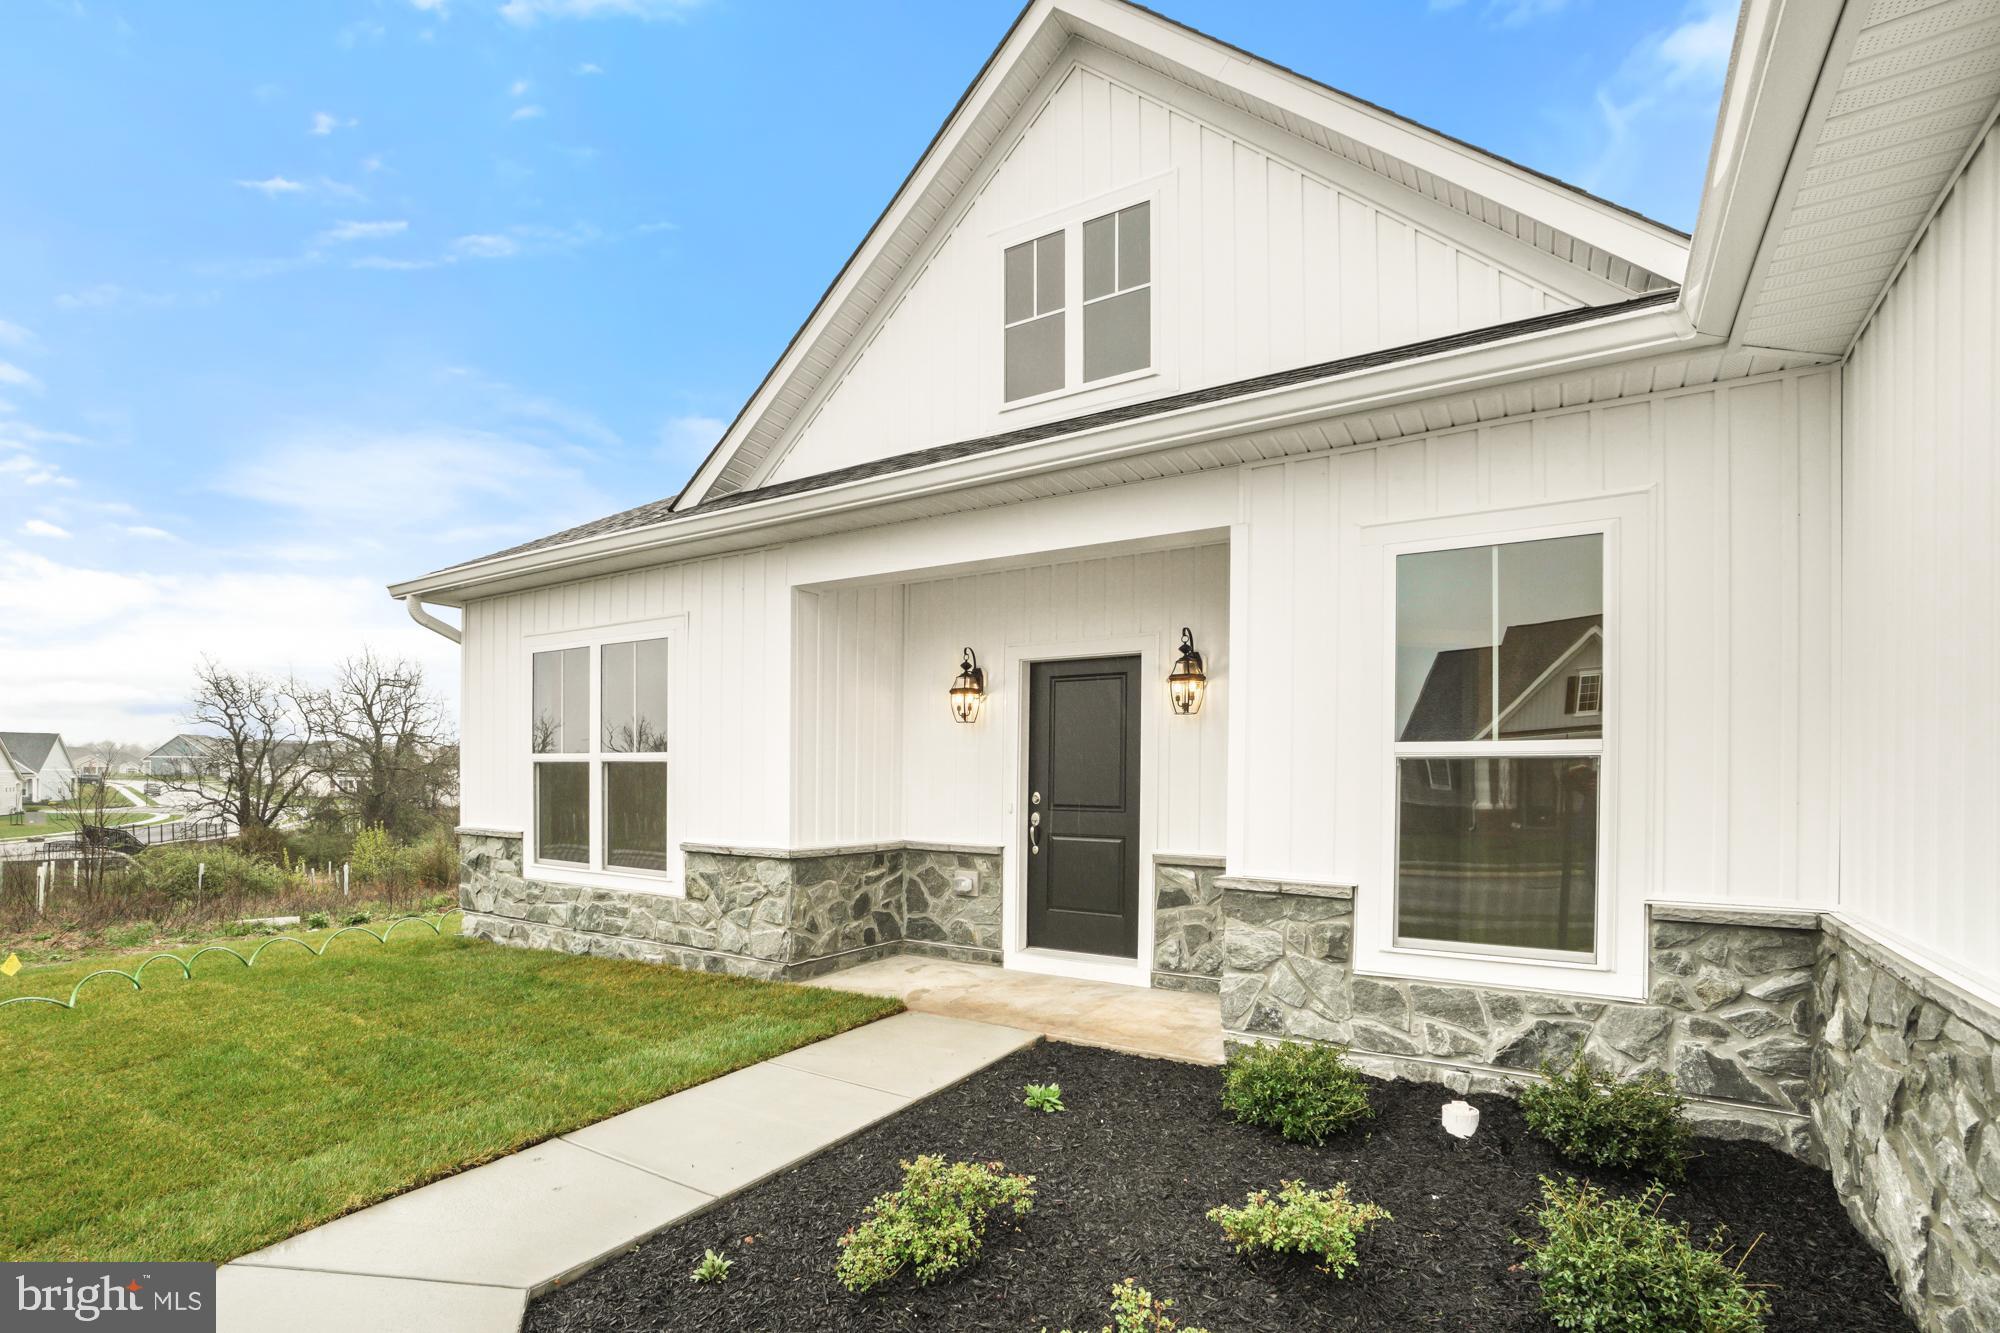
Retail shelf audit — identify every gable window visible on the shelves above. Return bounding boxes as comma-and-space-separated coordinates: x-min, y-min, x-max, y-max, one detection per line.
1002, 199, 1153, 404
531, 634, 673, 881
1004, 231, 1065, 401
1392, 534, 1604, 959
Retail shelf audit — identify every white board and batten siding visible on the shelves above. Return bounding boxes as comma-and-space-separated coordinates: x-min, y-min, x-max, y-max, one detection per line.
764, 54, 1591, 487
1841, 127, 2000, 995
789, 544, 1230, 857
1231, 365, 1842, 998
458, 549, 795, 855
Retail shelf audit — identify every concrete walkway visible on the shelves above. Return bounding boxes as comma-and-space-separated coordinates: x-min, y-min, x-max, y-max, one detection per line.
217, 1011, 1038, 1333
808, 956, 1226, 1065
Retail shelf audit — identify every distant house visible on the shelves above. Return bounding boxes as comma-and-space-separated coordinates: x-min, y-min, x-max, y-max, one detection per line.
143, 734, 221, 778
0, 732, 75, 804
0, 738, 26, 817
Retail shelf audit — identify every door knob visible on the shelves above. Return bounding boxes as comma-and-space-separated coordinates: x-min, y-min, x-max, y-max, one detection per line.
1029, 810, 1041, 855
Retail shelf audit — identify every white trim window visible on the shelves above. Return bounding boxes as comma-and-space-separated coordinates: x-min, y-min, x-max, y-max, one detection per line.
529, 628, 677, 888
1567, 669, 1603, 716
1391, 534, 1604, 960
1001, 198, 1154, 405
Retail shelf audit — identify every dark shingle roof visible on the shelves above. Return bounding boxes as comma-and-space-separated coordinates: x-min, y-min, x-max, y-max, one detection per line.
1400, 614, 1601, 742
0, 732, 62, 772
432, 288, 1679, 583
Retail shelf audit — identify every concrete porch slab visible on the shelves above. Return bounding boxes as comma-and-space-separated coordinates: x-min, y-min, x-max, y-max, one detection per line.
806, 957, 1225, 1064
233, 1138, 712, 1291
217, 1267, 526, 1333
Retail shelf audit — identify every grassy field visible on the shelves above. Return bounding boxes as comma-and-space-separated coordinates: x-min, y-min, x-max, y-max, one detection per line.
0, 920, 901, 1261
0, 811, 157, 841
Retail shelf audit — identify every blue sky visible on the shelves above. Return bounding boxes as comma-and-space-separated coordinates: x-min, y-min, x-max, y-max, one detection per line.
1, 0, 1734, 744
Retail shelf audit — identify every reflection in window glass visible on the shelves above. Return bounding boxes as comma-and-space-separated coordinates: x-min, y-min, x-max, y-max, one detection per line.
605, 762, 669, 872
1396, 756, 1598, 955
1497, 534, 1603, 740
1396, 545, 1494, 741
602, 638, 669, 752
535, 762, 589, 865
531, 647, 589, 754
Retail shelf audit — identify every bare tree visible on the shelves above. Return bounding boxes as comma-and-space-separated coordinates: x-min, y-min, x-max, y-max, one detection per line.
314, 651, 454, 835
53, 775, 122, 891
161, 658, 326, 833
73, 740, 145, 774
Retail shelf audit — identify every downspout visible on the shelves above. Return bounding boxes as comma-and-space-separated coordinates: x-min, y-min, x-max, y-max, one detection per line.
403, 594, 462, 644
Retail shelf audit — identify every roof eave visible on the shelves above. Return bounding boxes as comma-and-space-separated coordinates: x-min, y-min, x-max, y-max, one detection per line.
391, 295, 1702, 607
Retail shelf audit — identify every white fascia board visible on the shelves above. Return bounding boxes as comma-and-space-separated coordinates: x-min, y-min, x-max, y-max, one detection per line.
1062, 0, 1691, 282
1680, 0, 1847, 340
674, 1, 1065, 511
389, 300, 1702, 607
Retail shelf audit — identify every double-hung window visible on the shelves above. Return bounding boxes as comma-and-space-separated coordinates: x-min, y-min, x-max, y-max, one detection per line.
1003, 199, 1153, 403
530, 633, 673, 884
1392, 534, 1604, 959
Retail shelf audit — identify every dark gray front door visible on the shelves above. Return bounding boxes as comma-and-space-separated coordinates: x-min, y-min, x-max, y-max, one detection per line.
1025, 655, 1141, 957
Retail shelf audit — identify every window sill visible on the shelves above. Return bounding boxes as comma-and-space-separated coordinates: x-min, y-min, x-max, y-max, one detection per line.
525, 862, 683, 898
1000, 365, 1160, 415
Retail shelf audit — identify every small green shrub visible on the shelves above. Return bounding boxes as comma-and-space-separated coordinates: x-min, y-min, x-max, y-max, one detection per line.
1220, 1042, 1371, 1144
1522, 1049, 1693, 1178
690, 1248, 732, 1284
131, 845, 285, 901
420, 892, 457, 913
1023, 1083, 1066, 1114
1518, 1177, 1769, 1333
304, 912, 331, 930
1207, 1179, 1389, 1278
342, 910, 373, 927
349, 824, 412, 890
409, 826, 459, 890
233, 823, 289, 863
1050, 1278, 1211, 1333
835, 1155, 1036, 1294
285, 824, 354, 870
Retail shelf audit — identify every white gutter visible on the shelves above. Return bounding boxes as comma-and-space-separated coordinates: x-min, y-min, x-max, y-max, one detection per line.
390, 297, 1703, 607
403, 595, 462, 644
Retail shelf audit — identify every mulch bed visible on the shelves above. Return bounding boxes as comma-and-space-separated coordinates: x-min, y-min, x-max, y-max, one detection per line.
526, 1042, 1913, 1332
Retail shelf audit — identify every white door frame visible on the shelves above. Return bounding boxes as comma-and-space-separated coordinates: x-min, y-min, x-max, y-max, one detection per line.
1001, 632, 1162, 987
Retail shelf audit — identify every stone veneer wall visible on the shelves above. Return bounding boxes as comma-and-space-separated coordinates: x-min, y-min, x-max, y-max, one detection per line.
458, 830, 1000, 981
1813, 917, 2000, 1333
1151, 856, 1225, 992
1219, 879, 1818, 1153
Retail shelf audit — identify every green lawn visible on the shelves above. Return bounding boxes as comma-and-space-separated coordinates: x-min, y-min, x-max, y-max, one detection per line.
0, 921, 901, 1261
0, 811, 157, 841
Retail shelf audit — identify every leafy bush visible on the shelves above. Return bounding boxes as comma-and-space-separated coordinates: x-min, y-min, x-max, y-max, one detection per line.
284, 824, 354, 871
1220, 1042, 1371, 1144
349, 824, 412, 890
1052, 1279, 1210, 1333
1518, 1177, 1769, 1333
420, 892, 457, 914
835, 1155, 1035, 1293
1522, 1049, 1693, 1178
1023, 1083, 1066, 1114
131, 845, 285, 902
409, 827, 459, 890
342, 910, 373, 927
1207, 1180, 1389, 1278
690, 1248, 732, 1284
233, 824, 290, 863
304, 912, 331, 930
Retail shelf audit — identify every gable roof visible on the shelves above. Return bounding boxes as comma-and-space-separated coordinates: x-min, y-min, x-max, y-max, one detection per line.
147, 734, 220, 760
1400, 615, 1602, 743
672, 0, 1692, 511
0, 732, 64, 774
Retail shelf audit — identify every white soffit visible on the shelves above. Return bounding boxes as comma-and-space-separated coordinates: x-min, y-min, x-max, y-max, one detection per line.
1737, 0, 2000, 356
685, 0, 1689, 505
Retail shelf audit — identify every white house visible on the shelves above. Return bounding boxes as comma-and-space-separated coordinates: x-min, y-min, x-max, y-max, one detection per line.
0, 738, 27, 817
142, 734, 220, 778
0, 732, 75, 804
393, 5, 2000, 1327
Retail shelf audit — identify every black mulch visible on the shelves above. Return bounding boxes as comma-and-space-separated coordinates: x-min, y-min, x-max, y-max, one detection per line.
526, 1042, 1913, 1332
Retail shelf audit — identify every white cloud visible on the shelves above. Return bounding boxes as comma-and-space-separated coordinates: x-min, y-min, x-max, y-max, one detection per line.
510, 78, 532, 97
0, 454, 68, 487
510, 104, 546, 122
309, 111, 358, 136
1658, 5, 1736, 86
500, 0, 705, 24
54, 282, 179, 310
21, 519, 71, 539
451, 232, 520, 259
659, 413, 725, 463
124, 525, 178, 540
317, 219, 409, 244
408, 0, 448, 10
0, 318, 34, 348
361, 154, 386, 173
575, 62, 604, 75
0, 361, 42, 391
350, 255, 442, 271
237, 175, 307, 196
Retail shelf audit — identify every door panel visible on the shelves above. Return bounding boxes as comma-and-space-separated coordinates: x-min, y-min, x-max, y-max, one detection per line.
1027, 655, 1141, 957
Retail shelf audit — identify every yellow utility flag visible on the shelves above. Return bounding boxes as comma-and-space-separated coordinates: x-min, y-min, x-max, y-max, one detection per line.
0, 953, 19, 978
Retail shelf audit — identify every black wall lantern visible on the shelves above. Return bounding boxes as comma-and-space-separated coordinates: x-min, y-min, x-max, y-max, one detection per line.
949, 647, 986, 724
1169, 627, 1207, 716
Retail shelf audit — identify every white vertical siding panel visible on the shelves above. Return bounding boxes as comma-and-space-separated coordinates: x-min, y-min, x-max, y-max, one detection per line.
1842, 128, 2000, 990
1724, 380, 1786, 899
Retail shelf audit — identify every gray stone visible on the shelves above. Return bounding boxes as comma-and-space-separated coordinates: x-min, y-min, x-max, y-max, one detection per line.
1495, 1020, 1592, 1071
1674, 1045, 1771, 1104
1595, 1004, 1673, 1060
1410, 984, 1487, 1033
1351, 978, 1410, 1029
